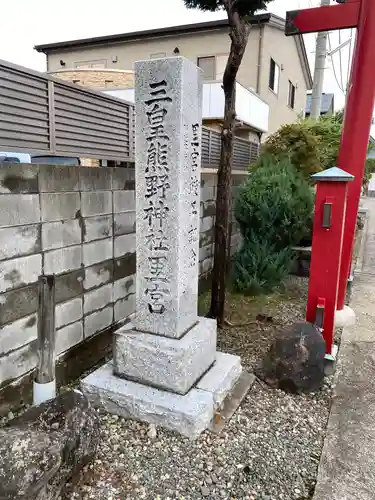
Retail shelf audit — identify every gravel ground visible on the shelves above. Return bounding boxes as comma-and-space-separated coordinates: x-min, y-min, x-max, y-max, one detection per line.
60, 276, 332, 500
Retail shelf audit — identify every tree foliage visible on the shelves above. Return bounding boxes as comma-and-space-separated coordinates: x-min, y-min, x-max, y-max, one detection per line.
234, 155, 314, 294
261, 112, 347, 182
235, 154, 314, 248
261, 123, 322, 179
183, 0, 269, 15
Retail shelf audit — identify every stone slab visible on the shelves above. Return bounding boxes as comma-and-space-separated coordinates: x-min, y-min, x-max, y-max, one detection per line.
84, 305, 113, 338
84, 260, 114, 292
114, 254, 136, 281
55, 269, 84, 304
0, 164, 39, 194
196, 351, 242, 406
44, 245, 82, 274
56, 320, 84, 355
40, 193, 80, 222
113, 275, 136, 302
79, 167, 112, 191
113, 191, 135, 213
0, 254, 42, 293
42, 219, 81, 251
0, 195, 40, 227
114, 295, 135, 323
81, 361, 215, 439
114, 233, 136, 258
83, 238, 113, 267
55, 297, 83, 329
211, 370, 255, 434
113, 316, 217, 394
0, 341, 37, 386
81, 192, 112, 217
83, 215, 113, 243
84, 283, 113, 315
112, 168, 135, 191
0, 224, 40, 261
114, 212, 136, 236
38, 165, 79, 192
134, 56, 202, 339
0, 284, 39, 326
0, 313, 38, 356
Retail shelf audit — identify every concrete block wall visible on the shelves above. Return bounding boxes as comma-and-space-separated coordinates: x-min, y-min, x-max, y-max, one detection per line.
0, 165, 247, 390
199, 171, 246, 277
0, 165, 136, 388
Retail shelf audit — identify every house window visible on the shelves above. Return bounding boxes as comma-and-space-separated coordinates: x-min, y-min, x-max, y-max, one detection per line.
75, 60, 107, 69
197, 56, 216, 80
288, 81, 296, 109
269, 58, 280, 94
150, 52, 167, 58
91, 62, 106, 69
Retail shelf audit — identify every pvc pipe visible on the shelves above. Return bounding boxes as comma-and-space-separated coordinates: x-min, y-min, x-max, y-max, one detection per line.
33, 379, 56, 406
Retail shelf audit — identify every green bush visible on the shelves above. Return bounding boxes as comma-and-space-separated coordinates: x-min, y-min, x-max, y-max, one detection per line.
363, 157, 375, 193
261, 122, 322, 179
234, 237, 293, 295
235, 154, 314, 249
262, 112, 372, 192
307, 115, 342, 170
234, 155, 314, 294
366, 157, 375, 174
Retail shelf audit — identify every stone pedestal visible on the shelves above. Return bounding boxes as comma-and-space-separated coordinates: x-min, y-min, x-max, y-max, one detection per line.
113, 318, 217, 395
81, 57, 249, 437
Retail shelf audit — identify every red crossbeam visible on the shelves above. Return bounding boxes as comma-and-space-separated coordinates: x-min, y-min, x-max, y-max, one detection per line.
286, 2, 360, 35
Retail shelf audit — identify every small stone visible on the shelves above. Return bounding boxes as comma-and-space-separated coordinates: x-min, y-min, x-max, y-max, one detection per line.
7, 412, 14, 420
147, 424, 157, 440
201, 486, 210, 497
51, 422, 60, 430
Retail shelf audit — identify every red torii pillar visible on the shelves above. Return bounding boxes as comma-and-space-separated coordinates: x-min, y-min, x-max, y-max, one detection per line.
286, 0, 375, 316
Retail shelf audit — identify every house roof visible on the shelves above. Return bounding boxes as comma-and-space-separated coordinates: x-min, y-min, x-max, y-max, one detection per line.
35, 14, 313, 89
305, 93, 335, 114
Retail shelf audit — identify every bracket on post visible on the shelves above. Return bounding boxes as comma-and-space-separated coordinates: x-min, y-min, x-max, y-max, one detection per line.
315, 297, 326, 331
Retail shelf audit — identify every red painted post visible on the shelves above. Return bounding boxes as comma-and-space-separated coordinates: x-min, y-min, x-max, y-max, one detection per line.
306, 168, 354, 359
337, 0, 375, 309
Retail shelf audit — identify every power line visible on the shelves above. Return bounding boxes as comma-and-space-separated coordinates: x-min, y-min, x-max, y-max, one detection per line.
327, 32, 346, 95
346, 28, 354, 94
338, 30, 344, 90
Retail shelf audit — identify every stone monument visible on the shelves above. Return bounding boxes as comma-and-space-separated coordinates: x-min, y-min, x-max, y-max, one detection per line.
82, 57, 249, 438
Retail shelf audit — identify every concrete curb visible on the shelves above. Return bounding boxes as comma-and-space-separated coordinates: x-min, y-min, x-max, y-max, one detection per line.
353, 209, 369, 278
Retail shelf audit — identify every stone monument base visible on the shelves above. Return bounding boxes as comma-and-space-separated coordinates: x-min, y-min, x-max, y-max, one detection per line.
113, 318, 217, 395
81, 352, 246, 438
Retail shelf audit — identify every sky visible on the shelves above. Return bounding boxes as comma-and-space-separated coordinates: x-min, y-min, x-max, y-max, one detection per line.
0, 0, 364, 119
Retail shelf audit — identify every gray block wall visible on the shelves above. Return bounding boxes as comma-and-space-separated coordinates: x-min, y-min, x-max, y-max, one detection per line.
0, 165, 246, 389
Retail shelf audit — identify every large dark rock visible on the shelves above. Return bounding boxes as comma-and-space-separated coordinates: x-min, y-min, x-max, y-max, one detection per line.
0, 390, 100, 500
255, 322, 326, 393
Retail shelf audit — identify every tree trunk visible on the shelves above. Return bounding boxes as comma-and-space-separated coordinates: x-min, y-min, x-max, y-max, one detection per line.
208, 6, 250, 327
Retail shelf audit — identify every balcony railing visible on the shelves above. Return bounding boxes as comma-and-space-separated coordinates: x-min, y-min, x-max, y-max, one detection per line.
202, 81, 269, 133
104, 81, 269, 134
